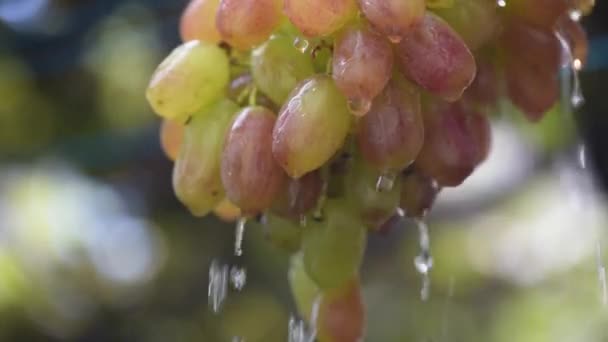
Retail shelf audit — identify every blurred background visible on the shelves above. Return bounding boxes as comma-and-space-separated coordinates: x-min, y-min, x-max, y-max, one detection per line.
0, 0, 607, 341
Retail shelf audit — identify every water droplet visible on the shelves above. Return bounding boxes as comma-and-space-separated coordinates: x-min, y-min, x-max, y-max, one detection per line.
294, 37, 310, 53
235, 217, 246, 256
208, 260, 229, 313
387, 35, 402, 44
230, 266, 247, 291
496, 0, 506, 7
396, 207, 405, 217
414, 219, 433, 301
376, 172, 397, 192
569, 9, 582, 22
347, 98, 372, 117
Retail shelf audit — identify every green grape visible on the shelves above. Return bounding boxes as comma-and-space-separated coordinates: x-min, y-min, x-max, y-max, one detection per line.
251, 35, 315, 104
273, 75, 352, 179
432, 0, 499, 51
262, 212, 302, 253
173, 99, 239, 216
146, 41, 230, 122
288, 253, 320, 321
317, 279, 366, 342
344, 157, 401, 231
302, 200, 367, 290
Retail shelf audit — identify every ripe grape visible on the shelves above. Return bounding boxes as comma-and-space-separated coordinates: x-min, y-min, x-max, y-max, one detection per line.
343, 157, 401, 231
272, 170, 323, 220
432, 0, 498, 51
506, 61, 559, 122
262, 212, 303, 252
284, 0, 357, 37
173, 99, 239, 216
415, 100, 491, 187
180, 0, 222, 43
146, 41, 229, 122
273, 75, 352, 179
463, 55, 499, 108
251, 35, 315, 105
317, 279, 366, 342
506, 0, 569, 29
221, 106, 287, 216
213, 198, 242, 222
356, 76, 423, 173
400, 171, 440, 218
332, 25, 393, 116
216, 0, 283, 50
160, 119, 184, 161
288, 253, 320, 320
394, 13, 476, 101
358, 0, 426, 40
302, 200, 367, 289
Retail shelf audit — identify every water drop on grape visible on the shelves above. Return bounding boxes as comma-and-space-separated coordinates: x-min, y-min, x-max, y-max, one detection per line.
294, 37, 310, 53
388, 35, 402, 44
375, 172, 397, 192
496, 0, 506, 7
347, 98, 372, 116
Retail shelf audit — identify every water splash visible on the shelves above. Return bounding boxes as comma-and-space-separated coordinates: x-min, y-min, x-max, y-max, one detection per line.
230, 266, 247, 291
294, 37, 310, 53
347, 98, 372, 117
414, 219, 433, 301
288, 296, 320, 342
555, 30, 585, 109
376, 172, 397, 192
235, 217, 246, 257
208, 260, 229, 313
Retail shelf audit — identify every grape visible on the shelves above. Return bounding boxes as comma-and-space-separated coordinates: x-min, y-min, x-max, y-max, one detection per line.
288, 253, 320, 320
213, 198, 242, 222
227, 73, 277, 110
160, 119, 184, 161
358, 0, 426, 40
415, 100, 491, 187
146, 41, 229, 122
284, 0, 357, 37
273, 75, 352, 179
262, 212, 302, 253
332, 25, 393, 116
506, 62, 559, 122
173, 99, 239, 216
272, 170, 323, 220
432, 0, 498, 51
317, 279, 366, 342
216, 0, 283, 50
506, 0, 569, 29
302, 200, 367, 289
571, 0, 595, 15
251, 35, 315, 104
221, 106, 287, 216
356, 76, 423, 173
400, 171, 440, 218
180, 0, 222, 43
394, 13, 476, 101
557, 15, 588, 68
344, 157, 401, 231
462, 56, 499, 108
426, 0, 454, 8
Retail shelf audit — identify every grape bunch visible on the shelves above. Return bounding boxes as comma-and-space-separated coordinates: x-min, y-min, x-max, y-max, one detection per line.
147, 0, 593, 340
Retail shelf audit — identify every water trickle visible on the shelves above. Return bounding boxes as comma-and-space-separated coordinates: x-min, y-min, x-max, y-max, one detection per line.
288, 296, 320, 342
294, 37, 310, 53
235, 217, 247, 257
597, 243, 608, 306
555, 30, 585, 109
414, 219, 433, 301
348, 98, 372, 117
376, 172, 397, 192
230, 266, 247, 291
208, 260, 229, 313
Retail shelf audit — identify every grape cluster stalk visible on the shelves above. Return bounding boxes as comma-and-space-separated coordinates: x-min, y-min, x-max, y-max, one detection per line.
147, 0, 594, 340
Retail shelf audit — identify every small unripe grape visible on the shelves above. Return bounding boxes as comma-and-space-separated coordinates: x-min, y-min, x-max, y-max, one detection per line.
356, 77, 423, 173
359, 0, 426, 40
251, 35, 315, 104
180, 0, 222, 43
302, 200, 367, 290
317, 279, 366, 342
173, 99, 239, 216
400, 171, 440, 218
160, 119, 184, 161
273, 75, 352, 179
332, 25, 393, 116
272, 170, 323, 220
221, 106, 287, 216
395, 13, 476, 101
146, 41, 229, 122
432, 0, 498, 51
216, 0, 283, 50
285, 0, 357, 37
415, 100, 491, 187
213, 198, 242, 222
